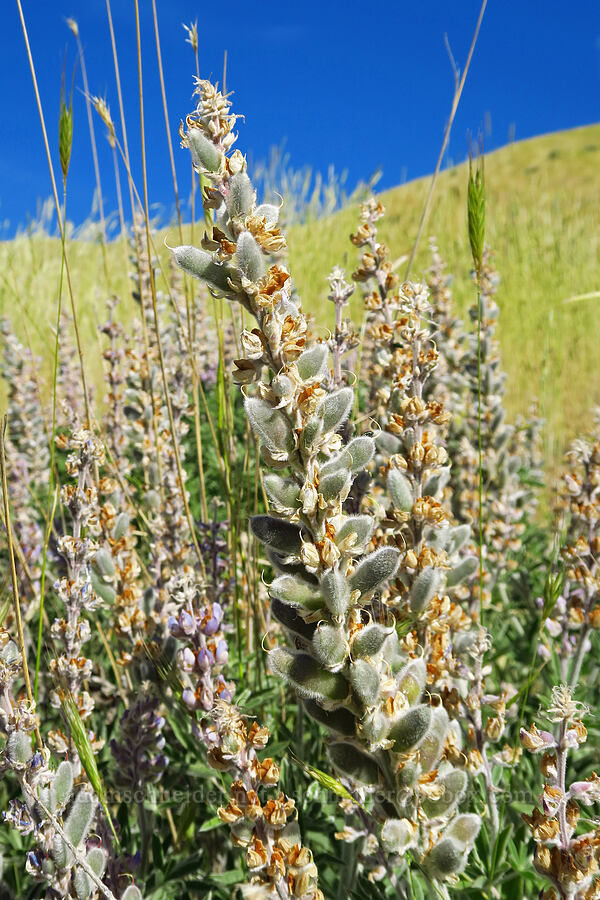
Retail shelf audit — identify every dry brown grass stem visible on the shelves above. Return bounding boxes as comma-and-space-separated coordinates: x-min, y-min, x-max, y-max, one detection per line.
151, 0, 183, 240
151, 0, 209, 520
70, 23, 110, 287
133, 0, 205, 575
405, 0, 487, 278
15, 0, 93, 431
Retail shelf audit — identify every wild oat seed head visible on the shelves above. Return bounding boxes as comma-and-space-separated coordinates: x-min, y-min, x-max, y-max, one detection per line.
183, 20, 198, 53
91, 95, 116, 148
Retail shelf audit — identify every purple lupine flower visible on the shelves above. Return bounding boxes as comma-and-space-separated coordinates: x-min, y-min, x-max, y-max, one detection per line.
110, 695, 168, 794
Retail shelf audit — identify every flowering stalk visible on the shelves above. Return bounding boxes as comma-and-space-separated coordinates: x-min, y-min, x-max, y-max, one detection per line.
168, 573, 234, 716
351, 199, 509, 848
205, 701, 323, 899
543, 414, 600, 685
0, 630, 112, 898
521, 686, 600, 900
171, 80, 481, 889
49, 427, 105, 753
326, 267, 358, 388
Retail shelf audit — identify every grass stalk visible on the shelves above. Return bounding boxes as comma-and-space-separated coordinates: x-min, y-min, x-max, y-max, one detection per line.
405, 0, 487, 278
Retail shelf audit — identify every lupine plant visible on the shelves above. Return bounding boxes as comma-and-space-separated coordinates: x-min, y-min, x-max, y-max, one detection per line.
0, 18, 596, 897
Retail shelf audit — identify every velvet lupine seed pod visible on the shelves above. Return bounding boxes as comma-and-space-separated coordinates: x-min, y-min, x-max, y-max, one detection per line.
250, 515, 302, 554
349, 547, 401, 596
245, 398, 295, 457
227, 172, 255, 218
327, 743, 383, 785
236, 231, 266, 281
186, 127, 222, 172
351, 624, 389, 658
269, 648, 348, 701
388, 706, 432, 754
172, 245, 233, 294
380, 819, 415, 854
269, 575, 322, 611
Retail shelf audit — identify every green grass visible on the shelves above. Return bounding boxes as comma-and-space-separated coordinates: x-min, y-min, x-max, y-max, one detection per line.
1, 123, 599, 476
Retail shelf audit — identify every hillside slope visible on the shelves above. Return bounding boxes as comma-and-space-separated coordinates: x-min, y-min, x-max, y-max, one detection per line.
289, 122, 600, 473
1, 123, 599, 474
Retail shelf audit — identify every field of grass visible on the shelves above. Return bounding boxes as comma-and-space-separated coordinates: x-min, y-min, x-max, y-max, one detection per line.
290, 122, 600, 475
1, 122, 599, 477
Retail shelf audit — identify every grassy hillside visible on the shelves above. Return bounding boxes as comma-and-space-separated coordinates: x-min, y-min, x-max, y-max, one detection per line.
1, 123, 599, 476
289, 122, 600, 474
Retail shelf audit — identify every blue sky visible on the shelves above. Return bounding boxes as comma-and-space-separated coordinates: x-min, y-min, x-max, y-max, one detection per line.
1, 0, 599, 235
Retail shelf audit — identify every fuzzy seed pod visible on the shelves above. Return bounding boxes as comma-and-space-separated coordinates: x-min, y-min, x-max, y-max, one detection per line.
93, 547, 116, 579
388, 705, 432, 754
269, 648, 348, 701
254, 202, 279, 224
52, 834, 68, 869
388, 469, 413, 512
263, 475, 300, 510
90, 572, 117, 604
269, 575, 322, 610
112, 512, 130, 542
349, 659, 380, 708
335, 515, 374, 550
351, 624, 389, 658
172, 245, 233, 293
426, 837, 466, 879
320, 470, 351, 502
380, 818, 414, 854
320, 569, 351, 618
6, 732, 32, 766
250, 515, 302, 554
271, 598, 316, 641
328, 742, 382, 785
296, 344, 329, 382
350, 547, 400, 597
228, 172, 254, 218
53, 761, 74, 810
187, 127, 222, 171
418, 707, 449, 772
64, 790, 96, 850
236, 231, 265, 282
397, 658, 427, 704
360, 709, 390, 743
321, 436, 376, 477
445, 524, 471, 555
312, 624, 347, 667
316, 388, 354, 433
446, 813, 481, 848
446, 556, 479, 588
409, 567, 440, 613
73, 847, 107, 900
245, 398, 295, 456
422, 769, 467, 818
121, 888, 143, 900
304, 700, 356, 737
